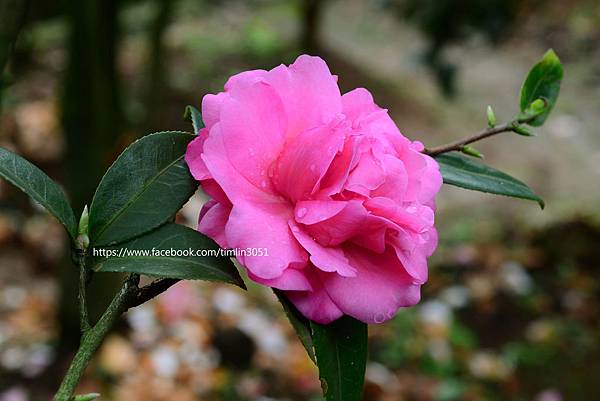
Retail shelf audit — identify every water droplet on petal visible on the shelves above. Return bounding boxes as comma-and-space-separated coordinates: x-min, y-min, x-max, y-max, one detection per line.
260, 180, 267, 188
374, 313, 386, 324
296, 207, 307, 218
309, 164, 316, 172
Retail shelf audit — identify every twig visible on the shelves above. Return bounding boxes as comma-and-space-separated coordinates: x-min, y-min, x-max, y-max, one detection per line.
129, 278, 180, 308
423, 122, 513, 156
423, 113, 536, 157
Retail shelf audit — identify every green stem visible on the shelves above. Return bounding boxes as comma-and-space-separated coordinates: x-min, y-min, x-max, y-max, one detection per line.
52, 274, 139, 401
78, 255, 91, 333
53, 272, 179, 401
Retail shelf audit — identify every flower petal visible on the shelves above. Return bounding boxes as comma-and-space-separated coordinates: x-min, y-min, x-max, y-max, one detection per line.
293, 200, 347, 225
345, 148, 385, 196
273, 122, 345, 202
200, 179, 230, 206
202, 123, 276, 204
321, 246, 421, 324
225, 202, 307, 279
219, 81, 287, 193
201, 92, 228, 130
303, 200, 369, 246
198, 200, 230, 248
285, 268, 344, 324
248, 268, 312, 291
185, 129, 211, 181
290, 221, 356, 277
266, 55, 342, 137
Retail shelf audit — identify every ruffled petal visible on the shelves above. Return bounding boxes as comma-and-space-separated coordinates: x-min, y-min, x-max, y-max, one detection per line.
285, 268, 344, 324
218, 80, 287, 194
318, 135, 360, 197
185, 129, 211, 181
290, 222, 356, 277
273, 122, 345, 202
293, 200, 347, 225
345, 148, 385, 196
248, 268, 312, 291
201, 92, 227, 130
321, 246, 421, 324
266, 55, 342, 137
224, 201, 307, 279
302, 200, 369, 246
202, 123, 276, 204
198, 200, 230, 248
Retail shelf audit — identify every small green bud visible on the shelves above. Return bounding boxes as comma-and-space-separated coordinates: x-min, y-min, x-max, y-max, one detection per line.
78, 205, 89, 236
460, 145, 484, 159
73, 393, 100, 401
76, 234, 90, 250
529, 98, 547, 115
486, 105, 496, 128
518, 98, 549, 122
76, 205, 90, 250
512, 124, 536, 137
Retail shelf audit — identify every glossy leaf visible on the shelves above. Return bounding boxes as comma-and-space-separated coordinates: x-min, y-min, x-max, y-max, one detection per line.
0, 147, 77, 238
183, 105, 204, 134
519, 49, 563, 127
436, 153, 544, 208
274, 290, 316, 363
90, 223, 245, 288
89, 131, 198, 246
311, 316, 368, 401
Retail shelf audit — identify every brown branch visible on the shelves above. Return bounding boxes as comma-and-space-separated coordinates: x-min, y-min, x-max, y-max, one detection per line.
423, 122, 514, 156
423, 109, 542, 157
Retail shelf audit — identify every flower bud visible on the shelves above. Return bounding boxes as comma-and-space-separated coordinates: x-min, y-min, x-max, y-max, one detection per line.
461, 145, 484, 158
512, 124, 536, 137
528, 98, 547, 115
486, 106, 496, 128
78, 205, 89, 236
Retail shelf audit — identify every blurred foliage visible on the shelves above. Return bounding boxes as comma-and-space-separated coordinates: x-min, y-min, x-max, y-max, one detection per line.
0, 0, 598, 400
369, 218, 600, 401
0, 0, 29, 108
379, 0, 533, 96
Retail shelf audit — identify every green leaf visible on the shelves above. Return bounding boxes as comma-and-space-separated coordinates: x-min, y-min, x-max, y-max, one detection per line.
89, 131, 198, 246
183, 105, 204, 134
90, 223, 245, 288
0, 147, 77, 238
274, 290, 316, 363
519, 49, 563, 127
311, 316, 368, 401
436, 153, 544, 209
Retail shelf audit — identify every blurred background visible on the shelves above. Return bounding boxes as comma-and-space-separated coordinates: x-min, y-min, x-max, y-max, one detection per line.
0, 0, 599, 400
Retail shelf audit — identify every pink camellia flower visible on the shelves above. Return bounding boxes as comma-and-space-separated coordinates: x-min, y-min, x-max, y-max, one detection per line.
185, 55, 442, 324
